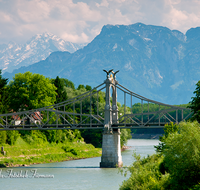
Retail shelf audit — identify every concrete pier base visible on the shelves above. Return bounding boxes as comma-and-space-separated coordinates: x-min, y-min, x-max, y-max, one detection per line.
100, 130, 122, 168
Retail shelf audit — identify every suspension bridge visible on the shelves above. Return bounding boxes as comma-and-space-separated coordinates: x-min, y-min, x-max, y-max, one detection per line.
0, 70, 192, 167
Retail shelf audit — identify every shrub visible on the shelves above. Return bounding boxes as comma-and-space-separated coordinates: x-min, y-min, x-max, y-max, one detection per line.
0, 131, 7, 145
119, 153, 168, 190
6, 130, 20, 145
163, 121, 200, 189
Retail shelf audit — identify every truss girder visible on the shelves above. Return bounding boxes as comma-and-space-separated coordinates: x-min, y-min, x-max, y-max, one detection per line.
0, 83, 106, 130
0, 80, 192, 130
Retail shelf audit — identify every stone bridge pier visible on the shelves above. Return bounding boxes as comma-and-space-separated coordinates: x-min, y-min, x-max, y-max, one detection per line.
100, 70, 122, 168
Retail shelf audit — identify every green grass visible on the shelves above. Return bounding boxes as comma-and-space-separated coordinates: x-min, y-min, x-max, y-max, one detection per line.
0, 137, 102, 167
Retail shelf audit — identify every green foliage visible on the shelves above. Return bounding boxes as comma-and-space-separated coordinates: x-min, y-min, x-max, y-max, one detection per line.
61, 145, 78, 155
131, 103, 190, 134
188, 80, 200, 122
64, 86, 105, 147
77, 84, 85, 90
120, 128, 132, 148
0, 137, 101, 167
162, 121, 200, 189
60, 78, 75, 90
0, 70, 8, 89
190, 184, 200, 190
155, 122, 179, 153
53, 76, 67, 103
34, 129, 84, 144
0, 131, 7, 144
81, 129, 103, 148
6, 130, 20, 145
162, 122, 179, 139
121, 121, 200, 190
0, 70, 9, 114
22, 130, 47, 146
85, 85, 92, 91
119, 153, 168, 190
8, 72, 57, 111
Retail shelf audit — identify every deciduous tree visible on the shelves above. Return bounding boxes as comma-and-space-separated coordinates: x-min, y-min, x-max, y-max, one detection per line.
9, 72, 57, 111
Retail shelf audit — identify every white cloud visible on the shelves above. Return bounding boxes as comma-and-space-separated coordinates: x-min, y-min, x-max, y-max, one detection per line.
1, 0, 200, 44
61, 32, 89, 43
17, 0, 50, 22
171, 80, 184, 90
162, 0, 200, 32
0, 11, 12, 22
96, 0, 109, 7
124, 62, 133, 71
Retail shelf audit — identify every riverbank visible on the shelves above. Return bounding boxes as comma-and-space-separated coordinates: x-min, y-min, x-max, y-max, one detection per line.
0, 137, 101, 168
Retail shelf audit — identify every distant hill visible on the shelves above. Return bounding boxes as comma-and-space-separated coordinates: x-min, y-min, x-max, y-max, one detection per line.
3, 23, 200, 105
0, 33, 86, 74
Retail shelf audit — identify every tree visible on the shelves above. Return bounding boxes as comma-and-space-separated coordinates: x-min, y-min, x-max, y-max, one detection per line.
6, 130, 20, 145
0, 70, 8, 90
61, 78, 75, 90
77, 84, 85, 90
85, 85, 92, 91
120, 128, 132, 148
0, 70, 9, 114
0, 131, 7, 144
53, 76, 67, 104
155, 122, 179, 153
9, 72, 57, 111
162, 121, 200, 189
188, 80, 200, 122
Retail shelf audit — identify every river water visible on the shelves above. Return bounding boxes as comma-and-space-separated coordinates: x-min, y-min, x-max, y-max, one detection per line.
0, 139, 159, 190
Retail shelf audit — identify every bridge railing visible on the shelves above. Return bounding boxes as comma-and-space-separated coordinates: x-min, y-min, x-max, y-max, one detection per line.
0, 82, 106, 130
111, 82, 192, 128
0, 76, 193, 130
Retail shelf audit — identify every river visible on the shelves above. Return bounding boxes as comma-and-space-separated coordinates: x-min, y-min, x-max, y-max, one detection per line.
0, 139, 159, 190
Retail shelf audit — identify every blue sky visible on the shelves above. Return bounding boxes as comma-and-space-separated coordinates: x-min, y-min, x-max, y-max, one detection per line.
0, 0, 200, 44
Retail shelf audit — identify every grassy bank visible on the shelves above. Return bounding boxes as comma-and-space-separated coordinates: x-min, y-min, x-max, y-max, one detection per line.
0, 137, 101, 167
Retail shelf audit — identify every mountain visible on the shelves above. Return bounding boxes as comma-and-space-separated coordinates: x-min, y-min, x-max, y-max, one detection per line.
0, 33, 86, 74
3, 23, 200, 105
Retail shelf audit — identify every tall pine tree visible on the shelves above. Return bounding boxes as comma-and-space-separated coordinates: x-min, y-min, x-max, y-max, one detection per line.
53, 76, 67, 104
0, 70, 9, 113
189, 80, 200, 123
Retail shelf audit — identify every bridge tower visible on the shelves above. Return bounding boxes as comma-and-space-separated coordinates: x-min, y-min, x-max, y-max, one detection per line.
100, 70, 122, 168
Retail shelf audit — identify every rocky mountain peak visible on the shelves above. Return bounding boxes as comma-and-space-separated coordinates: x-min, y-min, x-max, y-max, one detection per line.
0, 33, 87, 74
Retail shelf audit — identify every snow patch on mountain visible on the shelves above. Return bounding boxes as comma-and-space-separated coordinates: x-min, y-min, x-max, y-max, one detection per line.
0, 33, 87, 74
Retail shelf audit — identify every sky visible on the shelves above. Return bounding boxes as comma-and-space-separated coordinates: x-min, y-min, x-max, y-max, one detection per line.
0, 0, 200, 44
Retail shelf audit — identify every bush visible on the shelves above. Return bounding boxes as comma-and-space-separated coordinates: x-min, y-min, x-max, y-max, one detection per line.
6, 130, 20, 145
119, 153, 168, 190
163, 121, 200, 189
0, 131, 7, 145
155, 122, 179, 153
120, 121, 200, 190
22, 130, 47, 146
